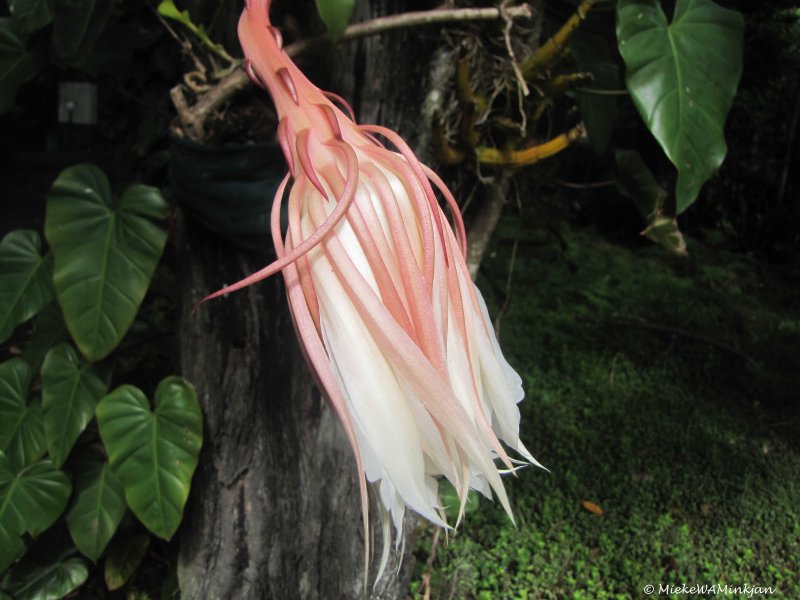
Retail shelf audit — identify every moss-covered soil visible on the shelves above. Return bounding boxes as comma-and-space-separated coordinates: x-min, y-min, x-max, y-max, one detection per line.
411, 220, 800, 599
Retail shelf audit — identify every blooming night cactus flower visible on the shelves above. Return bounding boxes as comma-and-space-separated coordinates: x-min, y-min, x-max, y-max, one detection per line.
205, 0, 542, 577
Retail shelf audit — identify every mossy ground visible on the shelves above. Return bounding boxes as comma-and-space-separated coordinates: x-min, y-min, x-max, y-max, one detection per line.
410, 219, 800, 599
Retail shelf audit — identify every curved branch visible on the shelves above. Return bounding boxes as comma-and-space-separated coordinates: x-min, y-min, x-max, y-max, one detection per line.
171, 4, 536, 141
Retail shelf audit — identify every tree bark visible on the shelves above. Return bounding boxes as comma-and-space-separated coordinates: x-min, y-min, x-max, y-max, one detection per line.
175, 1, 442, 598
176, 223, 414, 599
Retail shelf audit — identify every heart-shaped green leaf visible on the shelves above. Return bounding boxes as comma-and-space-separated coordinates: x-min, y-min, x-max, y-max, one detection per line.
104, 532, 149, 590
616, 149, 669, 220
616, 150, 687, 256
0, 230, 54, 344
1, 548, 88, 600
0, 17, 44, 115
9, 0, 55, 36
314, 0, 354, 42
96, 377, 202, 539
0, 453, 72, 571
0, 359, 45, 471
66, 460, 125, 561
45, 164, 168, 362
20, 303, 69, 373
616, 0, 744, 212
41, 344, 109, 467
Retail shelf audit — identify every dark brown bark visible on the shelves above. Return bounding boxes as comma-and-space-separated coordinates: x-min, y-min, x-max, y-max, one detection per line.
176, 223, 414, 599
466, 174, 512, 280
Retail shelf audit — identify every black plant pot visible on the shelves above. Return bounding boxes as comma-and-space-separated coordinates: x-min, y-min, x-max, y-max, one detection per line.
169, 134, 285, 250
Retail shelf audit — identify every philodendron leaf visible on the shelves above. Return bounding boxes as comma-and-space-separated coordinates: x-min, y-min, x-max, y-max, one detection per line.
104, 532, 149, 590
66, 460, 125, 561
0, 230, 54, 344
0, 17, 44, 115
9, 0, 55, 36
617, 0, 744, 212
20, 303, 69, 373
616, 149, 669, 219
41, 344, 108, 467
616, 149, 687, 256
96, 377, 202, 539
315, 0, 354, 42
44, 164, 168, 362
0, 359, 46, 471
0, 453, 72, 571
642, 216, 688, 256
1, 549, 88, 600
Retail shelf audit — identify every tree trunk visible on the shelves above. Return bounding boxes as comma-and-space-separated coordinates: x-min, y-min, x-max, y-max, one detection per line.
175, 1, 441, 598
176, 223, 414, 599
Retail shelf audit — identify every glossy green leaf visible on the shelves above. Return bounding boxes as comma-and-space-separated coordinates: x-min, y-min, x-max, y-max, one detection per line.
44, 164, 168, 362
642, 216, 688, 256
96, 377, 202, 539
0, 454, 72, 571
9, 0, 55, 35
616, 149, 687, 256
156, 1, 232, 64
41, 344, 108, 467
617, 0, 744, 212
1, 549, 88, 600
616, 149, 669, 219
0, 359, 45, 471
315, 0, 354, 42
104, 532, 149, 590
20, 303, 69, 373
0, 18, 43, 114
66, 460, 125, 561
160, 560, 179, 600
0, 515, 25, 573
0, 230, 54, 344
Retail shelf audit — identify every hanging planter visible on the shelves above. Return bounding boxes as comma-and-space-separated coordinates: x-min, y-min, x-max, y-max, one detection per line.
168, 133, 284, 250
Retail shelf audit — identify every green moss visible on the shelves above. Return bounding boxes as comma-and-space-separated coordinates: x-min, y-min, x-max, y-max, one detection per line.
412, 222, 800, 598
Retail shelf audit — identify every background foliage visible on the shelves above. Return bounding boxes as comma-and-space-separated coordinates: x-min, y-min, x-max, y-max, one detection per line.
1, 0, 798, 597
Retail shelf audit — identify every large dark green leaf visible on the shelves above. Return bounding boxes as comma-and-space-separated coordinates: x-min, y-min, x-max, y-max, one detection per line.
1, 549, 88, 600
41, 344, 108, 468
0, 453, 72, 571
44, 164, 168, 362
65, 460, 125, 561
616, 149, 687, 256
616, 149, 669, 219
616, 0, 744, 212
0, 18, 43, 114
96, 377, 202, 539
0, 230, 53, 344
104, 532, 149, 590
9, 0, 55, 36
20, 303, 69, 373
0, 359, 45, 471
315, 0, 354, 42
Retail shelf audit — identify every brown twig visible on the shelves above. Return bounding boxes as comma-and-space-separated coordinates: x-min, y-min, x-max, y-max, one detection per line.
171, 4, 535, 141
418, 527, 441, 600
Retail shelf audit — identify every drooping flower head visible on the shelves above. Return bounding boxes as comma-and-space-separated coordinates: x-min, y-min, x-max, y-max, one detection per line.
205, 0, 542, 577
